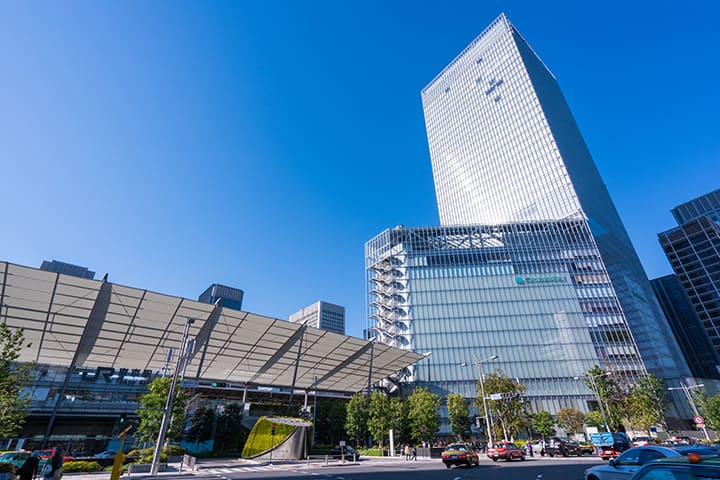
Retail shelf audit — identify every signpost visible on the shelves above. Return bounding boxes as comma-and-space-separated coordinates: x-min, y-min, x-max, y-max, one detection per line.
694, 415, 705, 426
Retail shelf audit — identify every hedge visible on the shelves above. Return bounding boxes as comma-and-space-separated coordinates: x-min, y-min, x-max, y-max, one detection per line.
62, 461, 103, 473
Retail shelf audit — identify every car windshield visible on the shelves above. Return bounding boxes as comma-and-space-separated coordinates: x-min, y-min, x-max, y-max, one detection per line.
446, 445, 466, 451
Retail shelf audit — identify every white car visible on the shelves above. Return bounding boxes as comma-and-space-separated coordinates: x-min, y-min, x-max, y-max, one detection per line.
584, 446, 680, 480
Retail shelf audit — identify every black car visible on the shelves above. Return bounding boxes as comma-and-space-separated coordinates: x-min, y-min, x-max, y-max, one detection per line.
544, 437, 582, 457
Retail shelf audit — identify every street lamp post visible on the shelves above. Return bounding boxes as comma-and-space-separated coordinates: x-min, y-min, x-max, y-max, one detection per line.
462, 354, 498, 446
668, 381, 710, 442
150, 317, 195, 476
575, 371, 611, 433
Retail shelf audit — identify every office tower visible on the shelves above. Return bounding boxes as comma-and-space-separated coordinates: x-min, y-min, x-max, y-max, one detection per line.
290, 301, 345, 335
40, 260, 95, 279
651, 274, 720, 380
420, 13, 689, 383
198, 283, 244, 311
366, 221, 645, 413
659, 189, 720, 356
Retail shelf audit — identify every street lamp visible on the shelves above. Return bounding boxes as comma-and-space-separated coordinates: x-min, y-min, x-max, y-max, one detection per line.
668, 381, 710, 442
150, 317, 195, 476
575, 371, 612, 432
462, 354, 498, 446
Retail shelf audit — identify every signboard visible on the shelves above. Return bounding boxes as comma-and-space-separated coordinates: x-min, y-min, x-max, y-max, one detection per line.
339, 441, 346, 447
489, 393, 503, 400
694, 415, 705, 425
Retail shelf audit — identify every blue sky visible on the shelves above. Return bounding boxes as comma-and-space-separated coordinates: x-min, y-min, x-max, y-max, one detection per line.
1, 1, 718, 339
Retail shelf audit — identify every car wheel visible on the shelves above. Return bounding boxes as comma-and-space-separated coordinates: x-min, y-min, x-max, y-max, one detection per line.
492, 457, 497, 462
562, 448, 568, 457
540, 450, 545, 457
506, 454, 512, 462
588, 476, 600, 480
521, 454, 526, 461
445, 463, 451, 469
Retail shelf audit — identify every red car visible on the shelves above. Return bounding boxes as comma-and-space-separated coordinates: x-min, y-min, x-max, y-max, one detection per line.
487, 441, 525, 462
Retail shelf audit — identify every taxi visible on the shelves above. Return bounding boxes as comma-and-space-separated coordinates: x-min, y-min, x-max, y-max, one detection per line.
441, 444, 479, 468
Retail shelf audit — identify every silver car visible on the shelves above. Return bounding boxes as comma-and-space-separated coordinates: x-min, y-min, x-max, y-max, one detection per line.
584, 446, 680, 480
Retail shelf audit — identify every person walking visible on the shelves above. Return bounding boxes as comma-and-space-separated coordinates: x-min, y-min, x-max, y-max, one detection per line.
404, 444, 411, 461
16, 452, 40, 480
45, 448, 63, 480
411, 445, 417, 461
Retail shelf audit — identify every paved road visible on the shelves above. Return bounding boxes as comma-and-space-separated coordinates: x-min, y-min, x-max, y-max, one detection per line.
181, 455, 605, 480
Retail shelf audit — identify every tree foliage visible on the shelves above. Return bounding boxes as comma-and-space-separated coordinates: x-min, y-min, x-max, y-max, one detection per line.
185, 405, 216, 445
447, 393, 472, 440
135, 376, 188, 444
557, 407, 584, 434
583, 410, 604, 429
532, 410, 554, 439
628, 374, 668, 433
345, 393, 369, 447
368, 392, 394, 447
695, 390, 720, 433
406, 387, 441, 443
214, 403, 249, 453
0, 323, 33, 437
584, 366, 627, 431
313, 398, 347, 446
481, 369, 527, 440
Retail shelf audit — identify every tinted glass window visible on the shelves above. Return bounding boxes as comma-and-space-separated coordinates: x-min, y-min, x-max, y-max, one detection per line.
616, 449, 641, 465
640, 450, 667, 464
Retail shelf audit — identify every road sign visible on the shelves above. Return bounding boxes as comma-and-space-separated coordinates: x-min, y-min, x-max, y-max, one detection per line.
694, 415, 705, 425
339, 441, 346, 446
490, 393, 503, 400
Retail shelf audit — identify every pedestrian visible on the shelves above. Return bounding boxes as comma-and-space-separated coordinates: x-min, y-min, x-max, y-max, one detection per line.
526, 441, 533, 457
16, 452, 40, 480
44, 448, 63, 480
404, 444, 411, 461
411, 445, 417, 461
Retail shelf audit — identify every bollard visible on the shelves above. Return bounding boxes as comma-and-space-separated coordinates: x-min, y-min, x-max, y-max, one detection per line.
325, 454, 328, 465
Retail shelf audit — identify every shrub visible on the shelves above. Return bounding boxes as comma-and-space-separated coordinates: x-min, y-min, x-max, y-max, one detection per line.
0, 463, 14, 473
62, 461, 103, 473
358, 448, 385, 456
140, 453, 167, 464
162, 445, 186, 456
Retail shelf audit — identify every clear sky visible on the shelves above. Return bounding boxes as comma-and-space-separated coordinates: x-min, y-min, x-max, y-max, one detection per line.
1, 1, 718, 339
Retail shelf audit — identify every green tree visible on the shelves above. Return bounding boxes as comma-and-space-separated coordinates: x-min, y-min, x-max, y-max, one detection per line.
447, 393, 472, 440
628, 374, 668, 433
584, 366, 628, 431
0, 323, 33, 437
406, 387, 441, 444
185, 405, 216, 447
135, 377, 188, 444
368, 392, 394, 447
345, 393, 369, 447
215, 403, 249, 453
482, 369, 527, 440
313, 398, 347, 446
583, 410, 604, 429
695, 390, 720, 434
532, 410, 554, 440
557, 407, 584, 434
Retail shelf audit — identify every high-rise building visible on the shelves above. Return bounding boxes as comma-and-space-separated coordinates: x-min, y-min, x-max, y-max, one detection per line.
420, 13, 689, 383
367, 221, 645, 413
659, 189, 720, 356
40, 260, 95, 279
367, 13, 692, 423
290, 301, 345, 335
651, 274, 720, 380
198, 283, 244, 311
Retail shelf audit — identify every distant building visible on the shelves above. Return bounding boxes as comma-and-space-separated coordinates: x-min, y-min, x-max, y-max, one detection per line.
659, 188, 720, 357
290, 301, 345, 335
40, 260, 95, 279
198, 283, 244, 311
651, 274, 720, 380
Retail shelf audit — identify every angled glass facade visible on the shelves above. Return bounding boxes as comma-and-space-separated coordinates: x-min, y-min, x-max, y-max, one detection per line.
420, 13, 690, 384
366, 221, 645, 414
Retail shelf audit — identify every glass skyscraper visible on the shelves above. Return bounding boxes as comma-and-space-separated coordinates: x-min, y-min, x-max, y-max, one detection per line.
659, 189, 720, 358
366, 221, 645, 414
421, 14, 689, 383
366, 13, 692, 423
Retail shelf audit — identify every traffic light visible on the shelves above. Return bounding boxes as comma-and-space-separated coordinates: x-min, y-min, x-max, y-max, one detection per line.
119, 412, 127, 424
